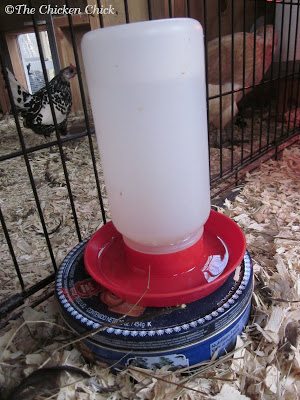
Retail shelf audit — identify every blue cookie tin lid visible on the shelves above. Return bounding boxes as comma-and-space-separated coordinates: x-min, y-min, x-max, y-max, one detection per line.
56, 240, 253, 353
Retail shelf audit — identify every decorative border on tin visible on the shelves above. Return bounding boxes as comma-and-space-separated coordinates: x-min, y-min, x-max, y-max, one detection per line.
56, 243, 252, 337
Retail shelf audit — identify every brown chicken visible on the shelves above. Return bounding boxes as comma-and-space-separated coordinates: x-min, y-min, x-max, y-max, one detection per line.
208, 82, 242, 131
208, 25, 278, 131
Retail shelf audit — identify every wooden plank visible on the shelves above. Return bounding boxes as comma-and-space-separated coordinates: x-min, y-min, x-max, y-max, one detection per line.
187, 0, 204, 25
86, 0, 101, 30
53, 18, 90, 112
101, 0, 126, 26
172, 0, 187, 17
53, 25, 77, 111
149, 0, 169, 19
0, 33, 12, 113
127, 0, 148, 22
5, 33, 27, 90
54, 25, 65, 66
53, 15, 90, 28
0, 71, 11, 114
68, 26, 90, 112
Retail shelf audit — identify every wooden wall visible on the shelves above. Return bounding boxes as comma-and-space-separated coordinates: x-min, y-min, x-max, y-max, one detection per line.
53, 15, 90, 113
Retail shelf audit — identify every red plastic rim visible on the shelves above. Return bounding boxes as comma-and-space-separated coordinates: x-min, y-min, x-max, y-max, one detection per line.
84, 210, 246, 307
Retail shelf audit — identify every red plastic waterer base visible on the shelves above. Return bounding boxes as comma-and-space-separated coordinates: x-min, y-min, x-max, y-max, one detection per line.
84, 210, 246, 307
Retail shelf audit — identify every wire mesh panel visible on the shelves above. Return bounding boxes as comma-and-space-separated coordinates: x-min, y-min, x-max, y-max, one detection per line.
0, 0, 299, 318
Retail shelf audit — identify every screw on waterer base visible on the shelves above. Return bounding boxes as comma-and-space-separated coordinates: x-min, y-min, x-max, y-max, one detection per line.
84, 210, 246, 307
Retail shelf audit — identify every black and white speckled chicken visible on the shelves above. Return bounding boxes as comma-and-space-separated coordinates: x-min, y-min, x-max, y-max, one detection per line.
6, 65, 77, 136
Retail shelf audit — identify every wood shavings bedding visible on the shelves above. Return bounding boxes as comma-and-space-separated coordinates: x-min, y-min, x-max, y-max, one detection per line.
0, 139, 300, 399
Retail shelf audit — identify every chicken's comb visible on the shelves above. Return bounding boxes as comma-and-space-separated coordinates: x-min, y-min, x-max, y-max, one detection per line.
69, 63, 77, 70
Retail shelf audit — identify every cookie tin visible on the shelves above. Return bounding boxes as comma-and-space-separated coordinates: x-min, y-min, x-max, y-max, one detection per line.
56, 241, 253, 369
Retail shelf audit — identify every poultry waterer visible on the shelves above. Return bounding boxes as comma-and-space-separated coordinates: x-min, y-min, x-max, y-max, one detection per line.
56, 18, 253, 369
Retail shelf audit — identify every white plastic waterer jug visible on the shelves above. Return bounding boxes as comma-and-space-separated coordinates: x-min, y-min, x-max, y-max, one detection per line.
82, 18, 210, 255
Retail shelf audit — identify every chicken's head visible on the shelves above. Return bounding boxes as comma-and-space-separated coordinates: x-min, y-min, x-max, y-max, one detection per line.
62, 64, 77, 80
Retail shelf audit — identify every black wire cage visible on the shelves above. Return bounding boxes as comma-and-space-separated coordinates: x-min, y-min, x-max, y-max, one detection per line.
0, 0, 299, 322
